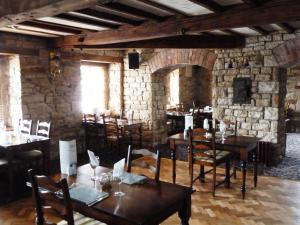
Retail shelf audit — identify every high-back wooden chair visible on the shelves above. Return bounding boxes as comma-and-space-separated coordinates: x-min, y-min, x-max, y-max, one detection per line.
28, 169, 106, 225
20, 119, 32, 134
126, 145, 161, 181
83, 114, 97, 123
36, 121, 51, 137
102, 115, 123, 152
188, 128, 232, 196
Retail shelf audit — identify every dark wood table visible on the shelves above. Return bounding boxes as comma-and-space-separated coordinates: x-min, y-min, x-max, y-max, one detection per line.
0, 133, 50, 197
168, 133, 259, 199
53, 165, 192, 225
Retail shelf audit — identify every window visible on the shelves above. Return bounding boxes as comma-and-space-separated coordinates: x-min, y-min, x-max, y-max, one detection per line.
80, 64, 106, 114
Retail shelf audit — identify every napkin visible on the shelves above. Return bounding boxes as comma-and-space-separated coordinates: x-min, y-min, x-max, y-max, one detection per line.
69, 185, 108, 205
87, 150, 99, 166
113, 158, 125, 178
185, 115, 193, 130
122, 172, 147, 185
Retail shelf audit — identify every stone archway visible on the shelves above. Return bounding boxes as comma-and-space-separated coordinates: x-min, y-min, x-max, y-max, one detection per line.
146, 49, 217, 74
273, 38, 300, 67
145, 49, 217, 144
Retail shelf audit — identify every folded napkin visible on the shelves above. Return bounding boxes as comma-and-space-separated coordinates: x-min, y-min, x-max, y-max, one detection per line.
122, 172, 147, 185
87, 150, 99, 166
69, 185, 108, 205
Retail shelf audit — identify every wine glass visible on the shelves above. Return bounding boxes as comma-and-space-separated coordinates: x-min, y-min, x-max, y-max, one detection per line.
90, 156, 99, 181
220, 121, 227, 143
114, 171, 125, 197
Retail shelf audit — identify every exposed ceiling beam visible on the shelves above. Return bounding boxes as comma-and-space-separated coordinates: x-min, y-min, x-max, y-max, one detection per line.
138, 0, 189, 16
98, 2, 167, 21
73, 35, 245, 49
20, 20, 83, 34
55, 0, 300, 47
277, 22, 295, 33
55, 13, 119, 29
76, 8, 142, 26
0, 0, 104, 27
250, 26, 270, 35
241, 0, 261, 5
188, 0, 224, 12
61, 51, 123, 63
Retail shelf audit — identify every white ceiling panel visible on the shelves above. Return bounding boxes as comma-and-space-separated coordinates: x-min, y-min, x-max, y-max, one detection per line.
68, 12, 122, 25
94, 5, 144, 21
37, 17, 108, 31
0, 27, 57, 37
231, 27, 261, 36
15, 25, 72, 36
148, 0, 212, 15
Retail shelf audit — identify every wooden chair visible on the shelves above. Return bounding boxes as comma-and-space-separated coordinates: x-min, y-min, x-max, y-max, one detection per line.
36, 121, 51, 137
17, 121, 51, 173
19, 119, 32, 134
28, 169, 106, 225
126, 145, 161, 181
0, 157, 14, 200
188, 128, 232, 196
83, 114, 105, 154
102, 115, 123, 152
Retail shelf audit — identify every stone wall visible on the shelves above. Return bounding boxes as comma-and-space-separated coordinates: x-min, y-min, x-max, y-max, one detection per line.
286, 67, 300, 114
0, 32, 123, 158
213, 32, 293, 164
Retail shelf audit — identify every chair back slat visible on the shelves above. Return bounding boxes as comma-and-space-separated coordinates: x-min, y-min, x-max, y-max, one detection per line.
36, 120, 51, 137
83, 114, 97, 123
126, 145, 161, 181
28, 169, 74, 225
20, 119, 32, 134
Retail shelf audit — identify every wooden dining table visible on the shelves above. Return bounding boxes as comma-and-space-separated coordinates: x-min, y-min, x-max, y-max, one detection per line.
168, 133, 259, 199
0, 132, 50, 198
52, 164, 192, 225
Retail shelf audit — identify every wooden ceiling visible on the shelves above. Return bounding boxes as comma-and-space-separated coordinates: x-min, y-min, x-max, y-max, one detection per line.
0, 0, 300, 49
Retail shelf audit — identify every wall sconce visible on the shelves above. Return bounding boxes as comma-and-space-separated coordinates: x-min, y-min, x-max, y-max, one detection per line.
49, 50, 62, 78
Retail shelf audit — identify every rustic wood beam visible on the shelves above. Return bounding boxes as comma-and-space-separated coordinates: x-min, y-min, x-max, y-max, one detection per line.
138, 0, 189, 16
0, 45, 39, 56
277, 23, 295, 33
250, 26, 270, 35
61, 51, 123, 63
55, 0, 300, 47
188, 0, 224, 12
76, 8, 142, 26
98, 2, 167, 21
0, 0, 104, 27
74, 35, 245, 49
20, 20, 83, 34
55, 13, 119, 29
222, 29, 245, 37
241, 0, 261, 6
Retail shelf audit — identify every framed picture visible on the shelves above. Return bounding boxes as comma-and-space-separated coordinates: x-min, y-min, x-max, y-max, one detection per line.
233, 77, 252, 104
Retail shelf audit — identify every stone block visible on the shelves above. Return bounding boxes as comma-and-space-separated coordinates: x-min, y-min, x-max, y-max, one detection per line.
255, 99, 270, 107
264, 107, 278, 120
241, 122, 251, 130
248, 111, 263, 119
264, 55, 279, 67
258, 81, 278, 93
252, 122, 270, 131
234, 110, 248, 117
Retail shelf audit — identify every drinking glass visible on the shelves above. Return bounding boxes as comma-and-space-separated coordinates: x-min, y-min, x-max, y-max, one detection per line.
114, 172, 125, 197
98, 173, 109, 192
90, 156, 99, 181
219, 121, 227, 143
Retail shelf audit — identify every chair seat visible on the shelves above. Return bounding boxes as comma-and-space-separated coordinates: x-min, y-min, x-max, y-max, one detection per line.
57, 212, 106, 225
194, 150, 231, 164
17, 150, 43, 160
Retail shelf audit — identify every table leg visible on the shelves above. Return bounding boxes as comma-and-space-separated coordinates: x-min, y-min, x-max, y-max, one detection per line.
253, 147, 258, 188
241, 160, 247, 199
171, 149, 176, 184
178, 194, 191, 225
43, 140, 50, 175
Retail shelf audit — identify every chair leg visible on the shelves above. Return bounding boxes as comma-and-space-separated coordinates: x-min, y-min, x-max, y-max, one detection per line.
200, 165, 205, 183
212, 165, 216, 197
189, 162, 194, 188
225, 159, 231, 188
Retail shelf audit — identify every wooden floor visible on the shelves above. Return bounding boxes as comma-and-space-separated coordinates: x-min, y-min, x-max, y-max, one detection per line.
1, 159, 300, 225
